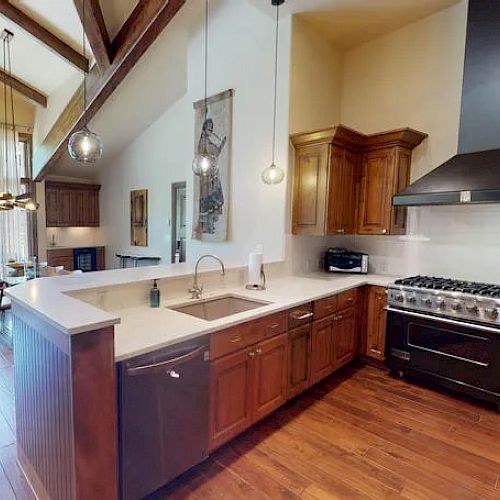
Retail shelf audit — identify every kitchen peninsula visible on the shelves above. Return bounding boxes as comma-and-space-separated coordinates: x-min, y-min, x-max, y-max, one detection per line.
7, 264, 394, 499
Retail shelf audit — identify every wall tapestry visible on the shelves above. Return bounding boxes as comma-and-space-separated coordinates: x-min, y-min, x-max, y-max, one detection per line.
192, 89, 233, 241
130, 189, 148, 246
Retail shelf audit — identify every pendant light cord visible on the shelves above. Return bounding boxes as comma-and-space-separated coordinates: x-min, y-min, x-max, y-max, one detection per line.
2, 38, 6, 182
82, 0, 87, 110
7, 36, 18, 180
204, 0, 209, 121
271, 2, 280, 166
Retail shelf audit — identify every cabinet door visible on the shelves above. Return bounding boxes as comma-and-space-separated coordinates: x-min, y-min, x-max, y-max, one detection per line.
366, 286, 388, 361
311, 316, 334, 384
45, 188, 59, 227
292, 144, 330, 235
390, 148, 411, 235
252, 333, 288, 423
209, 348, 254, 451
287, 325, 311, 399
58, 189, 73, 226
86, 189, 100, 226
70, 190, 85, 226
357, 148, 394, 235
327, 147, 358, 235
333, 306, 357, 368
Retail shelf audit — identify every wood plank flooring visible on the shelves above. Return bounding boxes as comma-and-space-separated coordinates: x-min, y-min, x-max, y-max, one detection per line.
1, 332, 499, 499
154, 363, 500, 500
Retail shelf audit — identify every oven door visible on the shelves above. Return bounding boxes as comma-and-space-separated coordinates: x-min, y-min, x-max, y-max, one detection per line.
386, 308, 500, 397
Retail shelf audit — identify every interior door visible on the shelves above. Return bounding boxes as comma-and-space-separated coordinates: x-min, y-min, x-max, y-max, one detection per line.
252, 333, 288, 422
358, 148, 394, 235
292, 144, 330, 235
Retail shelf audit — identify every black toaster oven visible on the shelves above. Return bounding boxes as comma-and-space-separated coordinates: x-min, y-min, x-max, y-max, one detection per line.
324, 248, 368, 274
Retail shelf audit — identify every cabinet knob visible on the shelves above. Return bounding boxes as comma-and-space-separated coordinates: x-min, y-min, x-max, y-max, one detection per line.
248, 351, 255, 357
255, 348, 262, 355
336, 228, 345, 234
382, 229, 387, 234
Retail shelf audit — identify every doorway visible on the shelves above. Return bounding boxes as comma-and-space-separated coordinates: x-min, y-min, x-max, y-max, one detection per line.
171, 182, 187, 263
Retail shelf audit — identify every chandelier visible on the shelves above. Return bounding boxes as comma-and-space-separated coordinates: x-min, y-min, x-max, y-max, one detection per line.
0, 29, 38, 211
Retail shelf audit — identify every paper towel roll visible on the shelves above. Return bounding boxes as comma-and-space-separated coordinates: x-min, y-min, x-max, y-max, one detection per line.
248, 252, 263, 285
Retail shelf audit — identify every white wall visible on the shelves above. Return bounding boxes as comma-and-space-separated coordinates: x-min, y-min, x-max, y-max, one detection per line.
289, 16, 343, 134
99, 0, 291, 269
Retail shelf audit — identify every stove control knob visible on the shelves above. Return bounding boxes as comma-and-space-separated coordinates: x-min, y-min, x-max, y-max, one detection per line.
407, 295, 417, 304
451, 302, 462, 312
466, 304, 479, 314
395, 294, 404, 303
423, 298, 433, 307
485, 308, 499, 319
436, 300, 446, 310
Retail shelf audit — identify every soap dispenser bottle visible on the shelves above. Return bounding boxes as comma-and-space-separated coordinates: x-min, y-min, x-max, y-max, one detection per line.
150, 279, 160, 308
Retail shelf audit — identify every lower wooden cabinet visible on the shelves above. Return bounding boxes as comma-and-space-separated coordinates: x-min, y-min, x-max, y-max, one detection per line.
287, 325, 311, 399
209, 348, 254, 451
209, 333, 288, 451
252, 334, 288, 422
366, 286, 388, 361
333, 306, 357, 368
311, 316, 335, 384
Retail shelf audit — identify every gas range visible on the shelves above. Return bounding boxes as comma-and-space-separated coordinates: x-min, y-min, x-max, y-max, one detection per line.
388, 275, 500, 327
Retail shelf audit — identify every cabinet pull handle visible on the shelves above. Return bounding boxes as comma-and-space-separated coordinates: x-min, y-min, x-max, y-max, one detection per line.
290, 311, 314, 321
248, 351, 255, 357
269, 323, 280, 330
230, 335, 242, 343
345, 297, 353, 303
255, 348, 262, 355
336, 229, 345, 234
382, 229, 388, 234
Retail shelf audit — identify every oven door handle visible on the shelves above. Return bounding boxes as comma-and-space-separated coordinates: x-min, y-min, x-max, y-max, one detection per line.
386, 307, 500, 335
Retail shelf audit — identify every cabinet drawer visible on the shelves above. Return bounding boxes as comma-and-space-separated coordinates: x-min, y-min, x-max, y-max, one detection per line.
337, 289, 357, 310
47, 248, 73, 260
210, 323, 253, 360
251, 312, 287, 341
288, 303, 314, 330
314, 295, 338, 319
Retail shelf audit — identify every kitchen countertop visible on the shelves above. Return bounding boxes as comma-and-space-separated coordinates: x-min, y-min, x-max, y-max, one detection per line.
5, 263, 397, 361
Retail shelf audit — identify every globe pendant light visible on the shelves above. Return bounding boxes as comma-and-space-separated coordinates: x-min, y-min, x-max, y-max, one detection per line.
261, 0, 285, 185
192, 0, 216, 176
68, 0, 103, 163
0, 30, 38, 212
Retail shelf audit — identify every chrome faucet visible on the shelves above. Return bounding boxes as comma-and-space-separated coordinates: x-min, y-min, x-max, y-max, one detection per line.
189, 254, 225, 299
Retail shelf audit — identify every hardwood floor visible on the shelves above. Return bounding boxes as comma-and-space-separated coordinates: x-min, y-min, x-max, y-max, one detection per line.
155, 363, 500, 500
1, 333, 499, 499
0, 335, 34, 500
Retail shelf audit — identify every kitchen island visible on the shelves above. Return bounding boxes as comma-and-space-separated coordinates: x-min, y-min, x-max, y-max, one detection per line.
6, 263, 395, 499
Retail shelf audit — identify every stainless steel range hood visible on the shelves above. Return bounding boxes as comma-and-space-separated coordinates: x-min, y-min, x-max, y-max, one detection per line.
394, 0, 500, 207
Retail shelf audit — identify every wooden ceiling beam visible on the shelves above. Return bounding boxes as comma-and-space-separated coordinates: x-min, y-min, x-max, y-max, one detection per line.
33, 0, 186, 179
0, 1, 89, 72
0, 68, 47, 107
73, 0, 110, 69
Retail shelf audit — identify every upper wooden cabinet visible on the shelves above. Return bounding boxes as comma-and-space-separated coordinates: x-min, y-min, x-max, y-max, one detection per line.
291, 126, 362, 236
45, 181, 100, 227
290, 125, 427, 236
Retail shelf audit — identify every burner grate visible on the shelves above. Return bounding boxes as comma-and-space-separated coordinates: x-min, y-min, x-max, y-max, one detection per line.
394, 276, 500, 297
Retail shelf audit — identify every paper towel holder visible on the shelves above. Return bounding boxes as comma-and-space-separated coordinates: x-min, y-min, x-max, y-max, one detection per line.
245, 264, 267, 291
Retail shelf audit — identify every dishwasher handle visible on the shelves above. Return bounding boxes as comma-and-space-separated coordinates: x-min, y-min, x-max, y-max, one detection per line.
126, 345, 207, 377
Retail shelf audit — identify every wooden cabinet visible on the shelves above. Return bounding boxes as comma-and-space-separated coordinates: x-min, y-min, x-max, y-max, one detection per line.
291, 126, 426, 237
287, 325, 311, 399
365, 286, 388, 361
209, 348, 254, 451
209, 332, 288, 450
333, 306, 357, 369
46, 248, 74, 271
252, 334, 288, 422
291, 126, 362, 236
310, 316, 335, 384
45, 181, 100, 227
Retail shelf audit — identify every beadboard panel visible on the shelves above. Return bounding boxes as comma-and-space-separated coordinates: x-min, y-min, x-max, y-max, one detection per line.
13, 315, 76, 500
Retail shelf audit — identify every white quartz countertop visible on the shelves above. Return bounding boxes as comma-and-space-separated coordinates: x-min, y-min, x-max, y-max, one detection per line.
114, 273, 396, 362
5, 263, 397, 361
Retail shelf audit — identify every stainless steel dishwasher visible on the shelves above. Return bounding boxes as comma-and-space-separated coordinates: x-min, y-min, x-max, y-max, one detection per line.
117, 337, 210, 500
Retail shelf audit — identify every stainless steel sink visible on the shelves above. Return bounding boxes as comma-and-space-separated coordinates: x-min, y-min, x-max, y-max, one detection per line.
168, 294, 270, 321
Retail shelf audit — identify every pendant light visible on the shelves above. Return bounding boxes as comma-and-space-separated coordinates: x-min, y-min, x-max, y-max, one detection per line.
192, 0, 216, 176
0, 29, 38, 212
68, 0, 103, 163
261, 0, 285, 185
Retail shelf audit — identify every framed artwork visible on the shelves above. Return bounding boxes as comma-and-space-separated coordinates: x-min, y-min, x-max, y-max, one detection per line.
130, 189, 148, 246
192, 89, 233, 242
